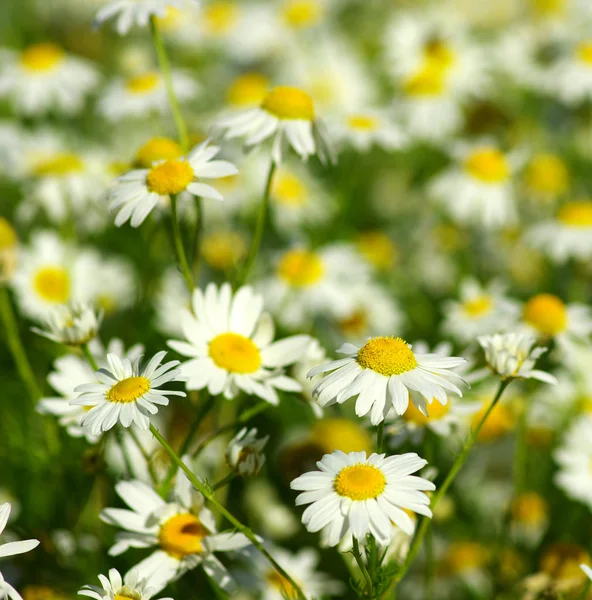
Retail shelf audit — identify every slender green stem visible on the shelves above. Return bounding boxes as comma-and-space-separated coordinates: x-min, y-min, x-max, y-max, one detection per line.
149, 424, 307, 600
117, 429, 135, 479
352, 538, 373, 598
239, 160, 276, 285
191, 196, 203, 280
0, 286, 42, 401
170, 194, 194, 292
128, 427, 159, 485
82, 343, 99, 371
376, 422, 385, 454
513, 399, 528, 496
212, 472, 236, 491
149, 16, 189, 151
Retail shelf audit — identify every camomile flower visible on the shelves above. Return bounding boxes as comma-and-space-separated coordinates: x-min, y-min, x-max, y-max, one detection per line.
94, 0, 197, 35
291, 338, 328, 418
523, 153, 570, 202
355, 231, 398, 273
510, 492, 549, 547
226, 427, 269, 476
308, 337, 467, 425
31, 302, 101, 346
79, 568, 172, 600
429, 142, 522, 229
527, 200, 592, 262
547, 39, 592, 105
153, 267, 189, 337
168, 283, 310, 404
442, 279, 520, 343
98, 71, 198, 122
216, 85, 333, 163
108, 139, 238, 227
291, 450, 434, 546
0, 43, 99, 116
71, 351, 186, 435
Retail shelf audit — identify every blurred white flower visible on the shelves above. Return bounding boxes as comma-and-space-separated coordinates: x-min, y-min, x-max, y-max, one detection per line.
79, 568, 172, 600
226, 427, 269, 476
32, 303, 101, 346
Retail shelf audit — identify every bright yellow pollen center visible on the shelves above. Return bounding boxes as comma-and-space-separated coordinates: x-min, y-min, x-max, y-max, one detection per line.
424, 39, 456, 70
32, 153, 84, 177
226, 72, 269, 106
523, 293, 567, 336
273, 171, 309, 207
204, 1, 238, 34
403, 400, 450, 425
357, 336, 417, 376
135, 137, 183, 168
334, 464, 386, 501
531, 0, 566, 17
473, 401, 514, 442
464, 148, 509, 183
262, 86, 315, 121
511, 493, 548, 524
445, 542, 489, 574
106, 376, 150, 404
525, 154, 569, 196
357, 232, 397, 270
201, 231, 246, 270
159, 513, 208, 558
339, 310, 369, 337
146, 159, 193, 195
557, 201, 592, 226
283, 0, 322, 29
576, 41, 592, 66
267, 571, 298, 598
33, 266, 70, 303
463, 295, 493, 317
347, 114, 379, 132
0, 218, 17, 251
311, 419, 373, 454
155, 6, 183, 31
209, 332, 261, 374
126, 72, 161, 94
20, 43, 64, 72
403, 64, 446, 97
278, 250, 324, 287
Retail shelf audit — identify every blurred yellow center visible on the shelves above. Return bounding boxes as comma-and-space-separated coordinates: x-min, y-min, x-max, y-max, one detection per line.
135, 137, 183, 168
33, 153, 84, 177
0, 218, 17, 251
266, 571, 298, 597
226, 72, 269, 106
159, 513, 208, 558
204, 1, 238, 34
531, 0, 566, 16
403, 400, 450, 425
464, 148, 509, 183
540, 543, 591, 582
209, 332, 261, 374
283, 0, 322, 28
273, 171, 308, 206
278, 249, 324, 287
126, 73, 161, 94
511, 493, 548, 524
557, 201, 592, 226
357, 231, 397, 270
424, 39, 456, 70
155, 6, 183, 32
33, 266, 70, 303
525, 154, 569, 196
114, 593, 140, 600
146, 159, 193, 195
358, 337, 417, 376
311, 418, 372, 454
576, 42, 592, 66
20, 43, 64, 72
403, 65, 446, 97
339, 310, 369, 337
347, 114, 379, 132
445, 542, 489, 574
106, 377, 150, 403
472, 402, 514, 442
334, 464, 386, 501
463, 296, 493, 317
201, 231, 246, 270
523, 293, 566, 336
262, 86, 314, 121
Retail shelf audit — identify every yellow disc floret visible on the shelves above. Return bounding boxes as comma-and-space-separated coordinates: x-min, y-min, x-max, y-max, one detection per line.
159, 513, 208, 558
226, 72, 269, 107
403, 64, 446, 97
262, 86, 315, 121
277, 249, 324, 287
106, 376, 150, 404
20, 43, 64, 72
334, 464, 386, 501
525, 153, 569, 197
0, 218, 17, 251
511, 492, 548, 524
557, 201, 592, 226
403, 400, 450, 425
33, 266, 70, 303
347, 114, 379, 132
126, 72, 161, 94
463, 296, 493, 317
576, 41, 592, 66
203, 1, 238, 35
444, 542, 489, 574
146, 159, 194, 196
339, 310, 369, 337
464, 147, 509, 183
135, 137, 183, 168
209, 332, 262, 374
33, 153, 84, 177
266, 571, 299, 598
272, 171, 309, 207
311, 418, 373, 454
201, 231, 246, 270
540, 543, 591, 582
472, 401, 514, 442
356, 231, 397, 271
424, 39, 456, 70
283, 0, 323, 29
523, 293, 567, 336
357, 337, 418, 376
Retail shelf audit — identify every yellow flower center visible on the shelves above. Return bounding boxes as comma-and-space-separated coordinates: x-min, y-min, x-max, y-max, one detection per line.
403, 400, 450, 425
203, 1, 238, 35
114, 594, 139, 600
445, 542, 489, 574
339, 310, 369, 337
20, 43, 64, 72
106, 376, 150, 404
272, 171, 309, 207
266, 571, 299, 597
334, 464, 386, 501
403, 64, 446, 97
277, 249, 324, 287
135, 137, 183, 168
97, 294, 117, 315
282, 0, 323, 29
32, 153, 84, 177
523, 293, 567, 336
226, 72, 269, 106
347, 114, 379, 132
576, 41, 592, 66
357, 337, 418, 377
0, 218, 17, 251
525, 154, 569, 197
357, 231, 397, 270
472, 401, 514, 442
33, 266, 70, 303
511, 493, 548, 525
209, 332, 262, 374
557, 201, 592, 226
155, 6, 184, 32
261, 86, 315, 121
464, 148, 509, 183
311, 418, 372, 454
463, 295, 493, 317
146, 159, 194, 196
540, 543, 591, 582
126, 72, 161, 95
159, 513, 208, 558
201, 231, 246, 270
531, 0, 566, 17
424, 39, 456, 70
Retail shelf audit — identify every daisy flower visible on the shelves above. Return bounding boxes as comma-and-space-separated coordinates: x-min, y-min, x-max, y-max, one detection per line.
216, 85, 333, 163
71, 351, 186, 435
547, 39, 592, 105
308, 337, 467, 425
523, 153, 570, 202
226, 427, 269, 476
79, 569, 172, 600
167, 283, 310, 404
291, 338, 328, 418
527, 200, 592, 263
0, 43, 99, 116
290, 450, 435, 546
509, 492, 549, 547
101, 468, 250, 592
108, 139, 238, 227
31, 302, 101, 346
153, 267, 189, 337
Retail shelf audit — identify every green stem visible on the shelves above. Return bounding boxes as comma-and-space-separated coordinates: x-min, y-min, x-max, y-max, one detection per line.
149, 16, 189, 152
376, 422, 385, 454
0, 286, 42, 401
149, 424, 307, 600
352, 538, 373, 598
170, 194, 194, 292
191, 196, 203, 280
212, 472, 236, 491
239, 160, 276, 285
82, 343, 99, 371
128, 427, 159, 485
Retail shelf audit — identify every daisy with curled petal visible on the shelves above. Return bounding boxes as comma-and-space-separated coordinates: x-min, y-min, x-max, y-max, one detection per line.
308, 337, 467, 425
167, 282, 311, 404
226, 427, 269, 476
79, 568, 171, 600
290, 450, 435, 547
71, 351, 186, 435
108, 139, 238, 228
31, 302, 101, 346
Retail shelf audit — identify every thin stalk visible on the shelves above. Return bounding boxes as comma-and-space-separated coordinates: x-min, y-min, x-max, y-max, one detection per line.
352, 538, 373, 598
191, 196, 203, 280
376, 422, 385, 454
128, 427, 159, 485
149, 424, 307, 600
170, 194, 194, 292
82, 343, 99, 371
0, 286, 42, 401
